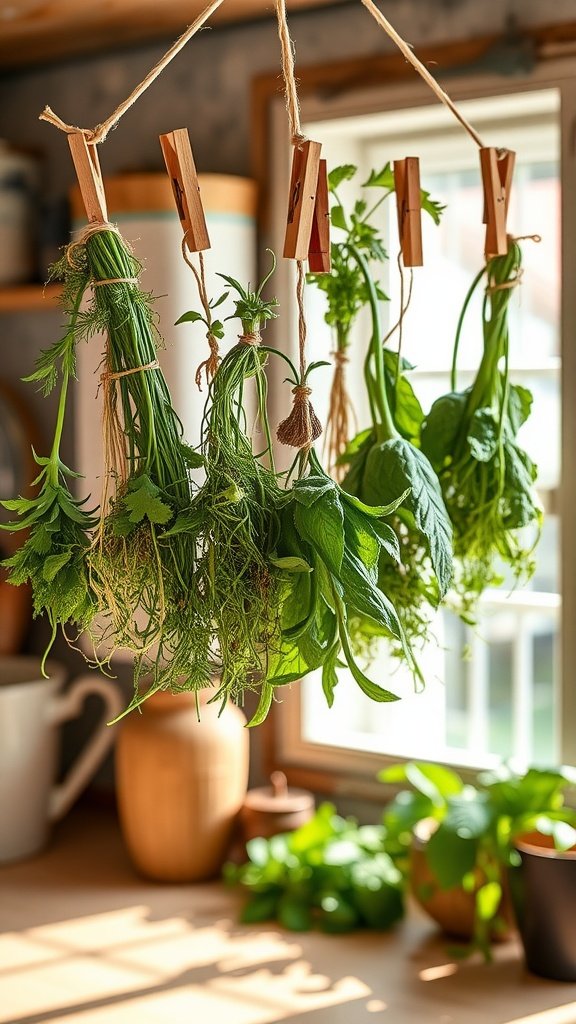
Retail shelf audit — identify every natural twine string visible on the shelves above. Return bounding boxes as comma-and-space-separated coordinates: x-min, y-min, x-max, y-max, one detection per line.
360, 0, 485, 149
239, 332, 263, 346
274, 0, 306, 147
180, 238, 221, 388
40, 0, 225, 143
325, 346, 355, 479
92, 277, 138, 287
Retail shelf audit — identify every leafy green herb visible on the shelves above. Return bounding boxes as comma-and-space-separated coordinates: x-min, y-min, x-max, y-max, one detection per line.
1, 264, 97, 662
250, 448, 417, 725
380, 761, 576, 960
308, 170, 452, 656
166, 256, 288, 707
225, 802, 404, 933
421, 242, 542, 617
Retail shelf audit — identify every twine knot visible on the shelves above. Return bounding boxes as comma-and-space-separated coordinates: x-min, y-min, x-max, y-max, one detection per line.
277, 384, 322, 450
239, 332, 262, 346
331, 349, 348, 368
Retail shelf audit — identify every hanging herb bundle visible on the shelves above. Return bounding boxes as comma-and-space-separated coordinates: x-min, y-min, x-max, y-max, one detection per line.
0, 261, 98, 660
251, 446, 417, 725
421, 241, 542, 617
78, 229, 204, 689
308, 165, 453, 656
165, 258, 288, 706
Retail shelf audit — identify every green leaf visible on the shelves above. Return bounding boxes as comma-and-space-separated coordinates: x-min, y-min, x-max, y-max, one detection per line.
292, 476, 335, 508
340, 487, 410, 519
467, 408, 499, 462
421, 391, 468, 470
123, 475, 173, 526
294, 489, 345, 578
339, 546, 403, 640
209, 291, 229, 309
42, 549, 73, 582
508, 383, 533, 434
247, 682, 275, 727
328, 164, 357, 190
321, 643, 339, 708
318, 893, 359, 933
240, 892, 278, 923
270, 555, 313, 573
338, 614, 400, 702
363, 440, 453, 596
384, 351, 424, 441
331, 205, 347, 231
362, 164, 395, 190
175, 310, 204, 325
476, 882, 502, 922
277, 895, 313, 932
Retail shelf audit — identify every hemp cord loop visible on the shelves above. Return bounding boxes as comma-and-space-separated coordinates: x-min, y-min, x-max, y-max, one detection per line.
40, 0, 225, 144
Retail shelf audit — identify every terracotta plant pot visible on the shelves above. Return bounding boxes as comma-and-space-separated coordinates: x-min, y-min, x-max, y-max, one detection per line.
410, 819, 515, 941
116, 689, 249, 882
511, 832, 576, 981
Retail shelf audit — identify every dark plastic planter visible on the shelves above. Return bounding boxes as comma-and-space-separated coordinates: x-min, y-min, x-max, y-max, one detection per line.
511, 832, 576, 982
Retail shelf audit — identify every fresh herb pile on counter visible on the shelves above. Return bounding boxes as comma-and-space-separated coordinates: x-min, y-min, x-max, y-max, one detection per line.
421, 241, 542, 618
309, 165, 453, 658
226, 802, 404, 933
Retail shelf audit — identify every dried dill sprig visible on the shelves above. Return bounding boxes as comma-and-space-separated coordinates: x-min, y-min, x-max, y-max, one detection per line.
59, 228, 202, 699
164, 257, 287, 706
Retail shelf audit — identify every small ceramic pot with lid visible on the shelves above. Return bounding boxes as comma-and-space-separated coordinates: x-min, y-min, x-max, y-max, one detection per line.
242, 771, 315, 841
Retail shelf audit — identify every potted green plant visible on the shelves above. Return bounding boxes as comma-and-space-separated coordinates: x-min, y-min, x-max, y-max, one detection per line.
379, 760, 576, 960
225, 801, 404, 934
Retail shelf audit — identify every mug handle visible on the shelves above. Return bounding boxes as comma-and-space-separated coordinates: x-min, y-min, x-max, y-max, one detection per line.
47, 674, 124, 822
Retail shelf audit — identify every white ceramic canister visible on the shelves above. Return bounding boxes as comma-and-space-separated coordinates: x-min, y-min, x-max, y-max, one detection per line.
0, 140, 39, 285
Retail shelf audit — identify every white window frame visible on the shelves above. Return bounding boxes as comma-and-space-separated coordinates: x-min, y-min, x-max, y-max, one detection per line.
260, 55, 576, 790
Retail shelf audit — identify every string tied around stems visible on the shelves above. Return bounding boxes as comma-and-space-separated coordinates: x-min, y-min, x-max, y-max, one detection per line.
239, 331, 262, 346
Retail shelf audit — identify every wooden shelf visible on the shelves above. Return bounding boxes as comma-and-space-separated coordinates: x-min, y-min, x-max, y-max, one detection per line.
0, 0, 336, 69
0, 283, 61, 313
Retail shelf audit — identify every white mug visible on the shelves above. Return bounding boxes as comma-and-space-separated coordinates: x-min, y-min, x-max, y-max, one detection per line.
0, 656, 123, 863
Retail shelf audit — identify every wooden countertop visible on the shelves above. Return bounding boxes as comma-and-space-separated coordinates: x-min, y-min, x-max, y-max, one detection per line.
1, 804, 576, 1024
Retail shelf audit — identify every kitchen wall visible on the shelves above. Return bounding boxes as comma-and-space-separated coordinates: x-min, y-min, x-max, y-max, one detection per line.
0, 0, 572, 789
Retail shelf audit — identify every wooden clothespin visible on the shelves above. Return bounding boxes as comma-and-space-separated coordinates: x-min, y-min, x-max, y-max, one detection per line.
68, 132, 108, 225
394, 157, 423, 268
480, 147, 516, 258
159, 128, 210, 252
283, 139, 322, 261
308, 159, 331, 273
